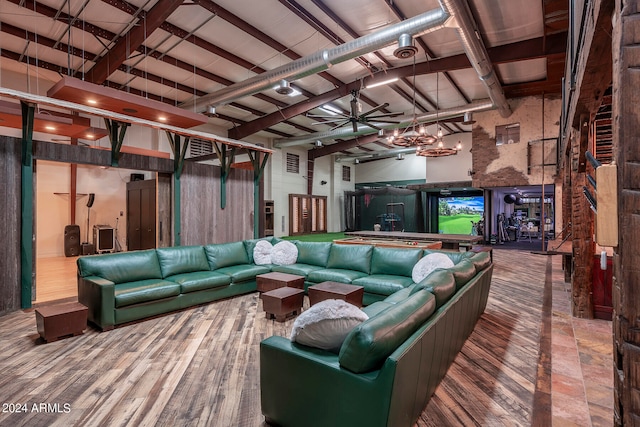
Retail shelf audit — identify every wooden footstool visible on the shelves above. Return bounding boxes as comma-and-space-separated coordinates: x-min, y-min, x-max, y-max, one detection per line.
256, 272, 305, 292
261, 287, 305, 322
35, 302, 88, 343
308, 282, 364, 308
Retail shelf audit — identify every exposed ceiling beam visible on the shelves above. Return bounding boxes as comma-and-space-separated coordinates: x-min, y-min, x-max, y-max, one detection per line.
87, 0, 185, 84
230, 32, 567, 139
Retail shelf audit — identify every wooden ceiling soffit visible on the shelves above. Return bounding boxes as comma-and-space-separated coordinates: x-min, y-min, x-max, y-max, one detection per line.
85, 0, 185, 84
229, 32, 568, 139
48, 76, 207, 129
0, 100, 91, 138
1, 86, 272, 155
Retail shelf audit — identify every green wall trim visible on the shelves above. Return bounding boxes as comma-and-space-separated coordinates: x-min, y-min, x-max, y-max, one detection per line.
104, 119, 129, 167
20, 102, 35, 309
248, 151, 270, 238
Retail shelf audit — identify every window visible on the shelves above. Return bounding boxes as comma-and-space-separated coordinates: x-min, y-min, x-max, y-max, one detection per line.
496, 123, 520, 145
342, 165, 351, 182
286, 153, 300, 174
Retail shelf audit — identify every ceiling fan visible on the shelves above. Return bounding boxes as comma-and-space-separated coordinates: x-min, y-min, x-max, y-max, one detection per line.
307, 90, 403, 133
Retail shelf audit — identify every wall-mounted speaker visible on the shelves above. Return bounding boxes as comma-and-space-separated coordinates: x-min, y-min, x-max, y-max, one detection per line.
64, 225, 81, 257
130, 173, 145, 181
86, 193, 95, 208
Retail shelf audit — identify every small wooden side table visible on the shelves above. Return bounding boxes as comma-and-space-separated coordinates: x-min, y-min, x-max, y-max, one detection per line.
308, 282, 364, 308
256, 272, 305, 292
261, 287, 305, 322
35, 302, 88, 343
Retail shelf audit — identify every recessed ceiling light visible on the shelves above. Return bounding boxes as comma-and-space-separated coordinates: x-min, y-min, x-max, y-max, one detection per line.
158, 116, 167, 122
86, 133, 95, 139
87, 99, 97, 105
45, 125, 56, 131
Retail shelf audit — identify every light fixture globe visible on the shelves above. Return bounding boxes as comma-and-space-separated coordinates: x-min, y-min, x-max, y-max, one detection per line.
275, 79, 294, 95
394, 34, 418, 59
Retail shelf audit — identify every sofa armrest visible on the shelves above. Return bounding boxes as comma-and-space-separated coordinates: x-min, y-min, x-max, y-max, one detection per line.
260, 336, 395, 427
77, 275, 115, 331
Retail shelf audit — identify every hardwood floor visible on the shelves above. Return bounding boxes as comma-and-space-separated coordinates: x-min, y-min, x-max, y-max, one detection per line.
35, 256, 79, 303
1, 250, 612, 426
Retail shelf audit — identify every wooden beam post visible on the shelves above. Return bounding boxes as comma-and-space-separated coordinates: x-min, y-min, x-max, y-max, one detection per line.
571, 117, 594, 319
612, 1, 640, 423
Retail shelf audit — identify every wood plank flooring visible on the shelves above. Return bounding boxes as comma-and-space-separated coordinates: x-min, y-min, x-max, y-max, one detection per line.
0, 250, 612, 426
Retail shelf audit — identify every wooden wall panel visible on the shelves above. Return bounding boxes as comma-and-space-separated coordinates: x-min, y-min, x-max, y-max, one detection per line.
0, 137, 22, 315
34, 141, 173, 172
180, 162, 254, 245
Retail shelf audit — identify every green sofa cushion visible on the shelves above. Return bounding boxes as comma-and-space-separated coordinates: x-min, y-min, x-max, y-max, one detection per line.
295, 241, 332, 267
167, 271, 231, 293
339, 289, 437, 373
412, 269, 457, 307
215, 264, 270, 283
326, 244, 373, 274
468, 251, 492, 272
114, 279, 181, 308
381, 286, 415, 304
271, 263, 323, 277
370, 247, 422, 277
205, 242, 250, 270
243, 238, 275, 263
352, 275, 412, 296
307, 268, 368, 284
361, 301, 394, 318
77, 250, 162, 284
156, 246, 210, 278
449, 258, 477, 290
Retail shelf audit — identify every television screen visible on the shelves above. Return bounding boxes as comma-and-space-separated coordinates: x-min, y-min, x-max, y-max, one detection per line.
438, 196, 484, 234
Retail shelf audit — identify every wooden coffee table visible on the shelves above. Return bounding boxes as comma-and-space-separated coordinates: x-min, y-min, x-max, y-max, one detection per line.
35, 301, 88, 343
260, 287, 305, 322
308, 282, 364, 308
256, 272, 305, 292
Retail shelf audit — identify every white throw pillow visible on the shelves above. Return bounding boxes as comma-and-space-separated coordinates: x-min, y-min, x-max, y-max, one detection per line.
253, 240, 273, 265
412, 253, 455, 283
291, 299, 369, 353
271, 241, 298, 265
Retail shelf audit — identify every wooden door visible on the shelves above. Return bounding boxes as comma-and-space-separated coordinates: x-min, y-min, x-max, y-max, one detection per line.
289, 194, 327, 236
127, 179, 156, 250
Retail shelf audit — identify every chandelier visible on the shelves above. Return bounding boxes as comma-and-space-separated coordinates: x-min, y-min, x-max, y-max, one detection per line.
387, 118, 436, 147
415, 71, 461, 158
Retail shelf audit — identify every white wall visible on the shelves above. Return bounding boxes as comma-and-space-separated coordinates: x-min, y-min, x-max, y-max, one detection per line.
425, 133, 473, 184
36, 160, 151, 257
355, 152, 426, 184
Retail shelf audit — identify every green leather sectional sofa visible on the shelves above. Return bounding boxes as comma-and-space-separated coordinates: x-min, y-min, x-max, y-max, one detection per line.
260, 249, 493, 427
77, 238, 472, 330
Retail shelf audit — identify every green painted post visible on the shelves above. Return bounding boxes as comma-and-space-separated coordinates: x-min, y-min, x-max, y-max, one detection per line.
174, 175, 181, 246
20, 102, 35, 309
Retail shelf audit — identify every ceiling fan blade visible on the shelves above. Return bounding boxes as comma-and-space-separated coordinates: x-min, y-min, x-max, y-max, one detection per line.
311, 118, 351, 125
329, 120, 350, 131
361, 103, 389, 117
306, 113, 349, 119
368, 119, 402, 124
366, 112, 404, 119
365, 122, 383, 131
